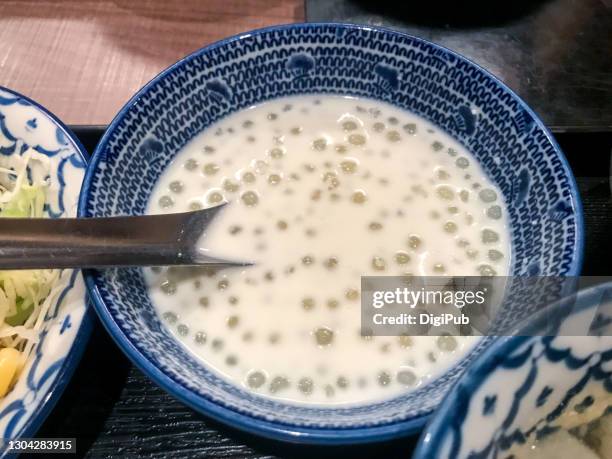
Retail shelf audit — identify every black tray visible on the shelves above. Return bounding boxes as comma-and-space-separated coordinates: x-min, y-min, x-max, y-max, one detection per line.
26, 126, 611, 459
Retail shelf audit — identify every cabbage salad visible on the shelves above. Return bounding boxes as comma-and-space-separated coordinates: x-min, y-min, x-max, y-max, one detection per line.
0, 144, 65, 397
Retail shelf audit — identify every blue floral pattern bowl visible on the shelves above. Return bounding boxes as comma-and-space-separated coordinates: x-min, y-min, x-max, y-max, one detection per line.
78, 23, 584, 444
0, 87, 91, 452
414, 281, 612, 458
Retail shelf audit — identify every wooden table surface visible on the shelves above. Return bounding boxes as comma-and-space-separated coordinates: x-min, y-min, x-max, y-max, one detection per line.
0, 0, 304, 125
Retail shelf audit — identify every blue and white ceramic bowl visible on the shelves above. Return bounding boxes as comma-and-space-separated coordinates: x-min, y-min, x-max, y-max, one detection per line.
0, 87, 91, 450
414, 281, 612, 459
79, 23, 583, 444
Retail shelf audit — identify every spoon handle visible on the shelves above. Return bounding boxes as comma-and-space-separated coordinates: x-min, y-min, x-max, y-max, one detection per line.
0, 204, 244, 269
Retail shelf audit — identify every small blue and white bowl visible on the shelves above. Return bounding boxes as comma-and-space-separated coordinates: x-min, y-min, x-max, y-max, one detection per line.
79, 23, 583, 444
414, 281, 612, 459
0, 87, 91, 451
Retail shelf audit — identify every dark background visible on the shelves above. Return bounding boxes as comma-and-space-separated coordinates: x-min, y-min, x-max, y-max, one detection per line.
29, 0, 612, 457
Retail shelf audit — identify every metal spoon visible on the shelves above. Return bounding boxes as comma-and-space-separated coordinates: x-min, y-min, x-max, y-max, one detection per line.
0, 203, 249, 269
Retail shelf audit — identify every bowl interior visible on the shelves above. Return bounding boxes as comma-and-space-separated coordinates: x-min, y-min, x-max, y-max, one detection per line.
80, 24, 583, 441
0, 87, 90, 444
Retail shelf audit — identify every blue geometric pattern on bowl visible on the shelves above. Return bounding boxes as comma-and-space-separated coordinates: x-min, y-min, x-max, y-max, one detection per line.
79, 23, 584, 444
414, 282, 612, 459
0, 87, 91, 451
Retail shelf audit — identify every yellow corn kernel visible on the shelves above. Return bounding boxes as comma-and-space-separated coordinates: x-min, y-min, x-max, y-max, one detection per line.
0, 348, 21, 397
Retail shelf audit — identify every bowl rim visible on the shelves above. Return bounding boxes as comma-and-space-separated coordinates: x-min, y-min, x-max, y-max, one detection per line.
0, 85, 94, 443
78, 22, 585, 445
413, 281, 611, 459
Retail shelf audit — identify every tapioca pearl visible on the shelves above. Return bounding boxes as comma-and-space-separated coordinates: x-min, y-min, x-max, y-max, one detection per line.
437, 335, 458, 352
194, 331, 207, 345
305, 227, 317, 238
162, 311, 177, 324
207, 190, 224, 204
268, 147, 285, 160
326, 298, 339, 309
345, 288, 359, 301
430, 210, 441, 220
228, 296, 239, 306
241, 171, 256, 184
334, 144, 348, 154
355, 105, 366, 113
247, 370, 266, 389
290, 126, 303, 135
472, 182, 482, 191
459, 189, 470, 203
340, 159, 358, 174
403, 123, 417, 135
269, 376, 289, 394
298, 377, 314, 395
427, 352, 438, 362
211, 338, 224, 351
394, 252, 411, 265
377, 371, 391, 387
479, 189, 497, 203
227, 315, 239, 329
443, 221, 458, 233
217, 279, 229, 290
198, 297, 209, 307
268, 332, 281, 344
378, 177, 390, 186
336, 376, 349, 389
433, 263, 446, 274
465, 213, 474, 225
160, 280, 177, 295
267, 174, 282, 186
315, 327, 334, 346
487, 205, 502, 219
397, 369, 418, 386
284, 265, 296, 276
457, 239, 470, 248
312, 138, 328, 151
241, 190, 259, 206
252, 160, 268, 175
228, 225, 242, 236
242, 120, 254, 129
324, 385, 335, 397
168, 181, 184, 193
324, 257, 339, 270
276, 220, 288, 231
455, 157, 470, 169
203, 162, 219, 176
158, 195, 174, 209
184, 158, 198, 170
348, 133, 366, 145
267, 112, 278, 121
407, 235, 422, 250
380, 343, 391, 354
432, 141, 445, 152
323, 172, 340, 190
436, 169, 450, 180
351, 190, 368, 204
488, 249, 504, 262
189, 200, 203, 211
386, 116, 398, 125
369, 221, 383, 231
373, 122, 385, 132
242, 331, 253, 342
398, 334, 413, 348
478, 264, 497, 276
282, 104, 292, 112
386, 130, 401, 142
368, 107, 381, 118
342, 120, 359, 131
482, 229, 499, 244
193, 280, 202, 290
447, 206, 459, 214
466, 249, 479, 259
302, 297, 315, 311
436, 185, 455, 200
264, 271, 275, 282
225, 355, 238, 366
372, 256, 386, 271
176, 324, 189, 336
150, 266, 162, 274
303, 163, 316, 173
302, 255, 315, 266
222, 178, 240, 192
447, 148, 458, 157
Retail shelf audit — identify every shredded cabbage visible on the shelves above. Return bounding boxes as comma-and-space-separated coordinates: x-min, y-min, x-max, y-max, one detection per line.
0, 146, 64, 384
